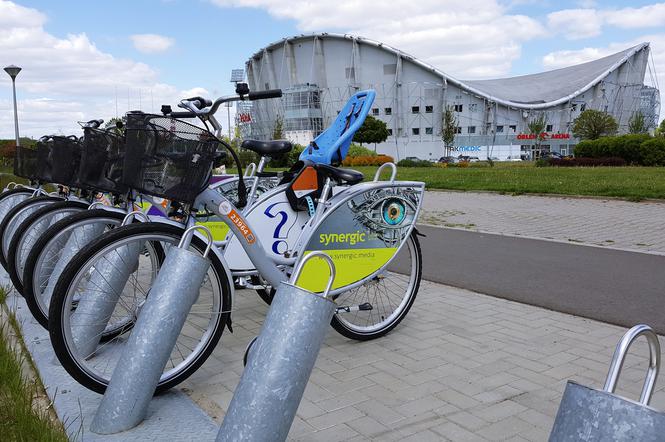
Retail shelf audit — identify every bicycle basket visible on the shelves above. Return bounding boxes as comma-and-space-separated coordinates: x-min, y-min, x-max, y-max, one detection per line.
123, 113, 218, 203
78, 127, 127, 194
13, 137, 54, 182
49, 135, 83, 187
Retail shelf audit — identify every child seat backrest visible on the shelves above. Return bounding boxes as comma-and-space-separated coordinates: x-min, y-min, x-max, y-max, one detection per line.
299, 89, 375, 165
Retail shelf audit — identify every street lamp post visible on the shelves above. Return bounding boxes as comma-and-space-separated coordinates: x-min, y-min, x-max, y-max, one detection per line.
4, 65, 22, 147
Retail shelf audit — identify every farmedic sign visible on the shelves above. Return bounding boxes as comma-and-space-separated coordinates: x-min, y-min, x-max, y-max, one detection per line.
517, 132, 571, 140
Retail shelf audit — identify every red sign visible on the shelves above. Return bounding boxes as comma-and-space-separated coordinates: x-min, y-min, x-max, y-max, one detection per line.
517, 132, 570, 140
238, 113, 252, 123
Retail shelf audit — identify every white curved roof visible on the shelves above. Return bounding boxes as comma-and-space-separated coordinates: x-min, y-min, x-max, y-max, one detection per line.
250, 33, 650, 110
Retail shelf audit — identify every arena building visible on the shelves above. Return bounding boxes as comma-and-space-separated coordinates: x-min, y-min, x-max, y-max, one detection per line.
242, 33, 660, 161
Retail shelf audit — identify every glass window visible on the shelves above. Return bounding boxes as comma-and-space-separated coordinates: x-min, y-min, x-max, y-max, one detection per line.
581, 103, 587, 111
387, 128, 393, 136
454, 104, 463, 112
384, 107, 392, 115
496, 125, 504, 133
425, 105, 433, 113
412, 128, 420, 135
372, 108, 379, 116
412, 106, 420, 114
546, 124, 553, 132
509, 125, 516, 133
469, 103, 478, 112
468, 126, 476, 134
455, 126, 462, 134
425, 127, 433, 135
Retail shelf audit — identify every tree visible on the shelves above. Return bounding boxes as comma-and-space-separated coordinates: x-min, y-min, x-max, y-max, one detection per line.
527, 113, 548, 158
655, 119, 665, 138
572, 109, 618, 140
272, 115, 284, 140
353, 115, 390, 150
628, 111, 648, 134
104, 117, 125, 135
0, 140, 16, 166
440, 105, 457, 157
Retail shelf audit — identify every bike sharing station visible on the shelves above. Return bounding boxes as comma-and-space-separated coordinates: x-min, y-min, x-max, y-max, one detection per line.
0, 80, 663, 441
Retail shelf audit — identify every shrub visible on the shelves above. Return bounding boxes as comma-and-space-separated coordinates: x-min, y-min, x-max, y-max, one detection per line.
548, 157, 626, 167
347, 143, 378, 158
343, 155, 394, 167
535, 158, 549, 167
397, 159, 433, 167
574, 134, 651, 165
640, 138, 665, 166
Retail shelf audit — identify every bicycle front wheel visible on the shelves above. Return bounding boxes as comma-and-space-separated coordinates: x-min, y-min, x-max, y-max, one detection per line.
7, 200, 88, 293
23, 208, 127, 329
48, 222, 232, 394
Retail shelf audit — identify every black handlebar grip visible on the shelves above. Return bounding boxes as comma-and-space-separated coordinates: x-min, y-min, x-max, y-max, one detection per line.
186, 96, 213, 109
169, 111, 198, 118
248, 89, 283, 100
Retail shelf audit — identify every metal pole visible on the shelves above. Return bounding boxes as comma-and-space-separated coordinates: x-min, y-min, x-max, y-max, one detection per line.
11, 79, 19, 147
217, 252, 336, 442
91, 226, 213, 434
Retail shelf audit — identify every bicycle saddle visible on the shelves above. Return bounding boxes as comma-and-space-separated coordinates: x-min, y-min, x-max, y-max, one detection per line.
314, 163, 364, 185
241, 139, 292, 156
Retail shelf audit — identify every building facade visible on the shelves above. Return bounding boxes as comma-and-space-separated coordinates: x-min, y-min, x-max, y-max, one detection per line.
243, 34, 660, 160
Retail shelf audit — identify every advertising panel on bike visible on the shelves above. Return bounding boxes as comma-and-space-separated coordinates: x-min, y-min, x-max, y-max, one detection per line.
297, 182, 424, 292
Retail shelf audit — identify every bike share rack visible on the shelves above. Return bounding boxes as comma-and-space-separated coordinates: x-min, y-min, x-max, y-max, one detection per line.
40, 201, 110, 310
70, 210, 149, 359
217, 252, 337, 442
550, 324, 665, 441
91, 224, 214, 434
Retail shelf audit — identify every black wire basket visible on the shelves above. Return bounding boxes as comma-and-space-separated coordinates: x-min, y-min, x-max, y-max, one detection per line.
49, 135, 83, 187
122, 112, 219, 204
78, 127, 127, 194
13, 137, 55, 182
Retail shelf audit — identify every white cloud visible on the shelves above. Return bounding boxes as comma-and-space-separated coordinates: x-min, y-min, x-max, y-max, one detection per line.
0, 1, 202, 138
605, 3, 665, 29
130, 33, 175, 53
548, 3, 665, 40
210, 0, 545, 79
547, 9, 603, 40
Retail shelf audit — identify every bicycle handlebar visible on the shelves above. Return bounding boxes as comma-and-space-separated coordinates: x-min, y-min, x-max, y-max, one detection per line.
176, 88, 282, 118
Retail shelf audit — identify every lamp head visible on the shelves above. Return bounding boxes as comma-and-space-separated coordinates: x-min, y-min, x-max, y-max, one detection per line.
4, 65, 21, 80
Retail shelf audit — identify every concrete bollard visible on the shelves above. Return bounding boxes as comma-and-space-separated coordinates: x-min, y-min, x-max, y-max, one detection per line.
90, 225, 213, 434
217, 252, 336, 442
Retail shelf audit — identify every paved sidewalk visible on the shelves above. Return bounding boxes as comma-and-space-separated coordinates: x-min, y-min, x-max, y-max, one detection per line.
420, 191, 665, 254
184, 282, 665, 441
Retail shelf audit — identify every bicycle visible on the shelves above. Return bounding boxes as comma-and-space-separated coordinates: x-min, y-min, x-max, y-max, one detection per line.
48, 88, 424, 394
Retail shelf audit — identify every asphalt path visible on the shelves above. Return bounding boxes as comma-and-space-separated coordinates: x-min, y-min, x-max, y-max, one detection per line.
415, 225, 665, 334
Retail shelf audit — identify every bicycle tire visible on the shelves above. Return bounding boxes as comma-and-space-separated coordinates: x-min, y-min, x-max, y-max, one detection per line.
0, 187, 37, 228
23, 209, 127, 329
7, 200, 88, 294
49, 222, 232, 394
330, 231, 422, 340
0, 195, 63, 271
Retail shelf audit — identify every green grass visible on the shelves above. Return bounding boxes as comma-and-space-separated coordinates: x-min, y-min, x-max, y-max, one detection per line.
354, 164, 665, 201
0, 288, 69, 442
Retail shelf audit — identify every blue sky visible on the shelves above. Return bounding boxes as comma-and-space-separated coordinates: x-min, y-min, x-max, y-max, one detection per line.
2, 0, 664, 137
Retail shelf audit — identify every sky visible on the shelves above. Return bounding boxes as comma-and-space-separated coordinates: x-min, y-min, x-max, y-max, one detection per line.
1, 0, 664, 138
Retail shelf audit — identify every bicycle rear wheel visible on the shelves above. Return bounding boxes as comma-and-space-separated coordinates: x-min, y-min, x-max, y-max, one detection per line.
23, 208, 126, 328
48, 222, 232, 394
251, 231, 422, 340
7, 200, 89, 293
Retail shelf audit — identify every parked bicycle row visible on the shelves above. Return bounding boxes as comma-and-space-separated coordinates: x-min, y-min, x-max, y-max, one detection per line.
0, 83, 425, 395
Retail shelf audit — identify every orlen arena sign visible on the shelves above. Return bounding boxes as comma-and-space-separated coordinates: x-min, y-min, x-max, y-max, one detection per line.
516, 132, 571, 140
